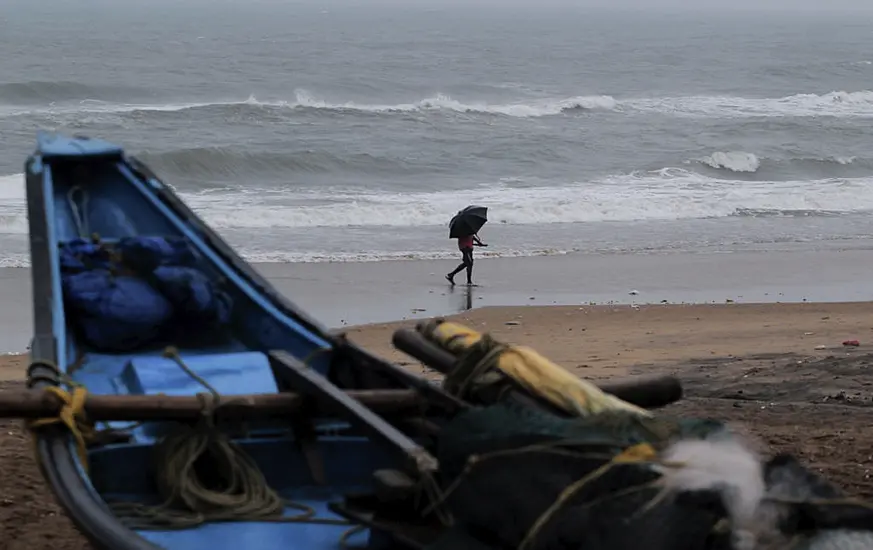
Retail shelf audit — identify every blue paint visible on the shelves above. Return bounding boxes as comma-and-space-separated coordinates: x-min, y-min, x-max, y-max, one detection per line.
43, 166, 69, 371
88, 436, 400, 549
36, 131, 124, 159
27, 134, 427, 549
120, 352, 279, 396
138, 501, 371, 550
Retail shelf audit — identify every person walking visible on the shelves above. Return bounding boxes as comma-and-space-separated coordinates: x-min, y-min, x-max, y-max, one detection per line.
446, 233, 487, 285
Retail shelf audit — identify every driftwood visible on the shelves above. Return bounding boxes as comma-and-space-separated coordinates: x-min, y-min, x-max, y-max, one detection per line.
0, 388, 426, 422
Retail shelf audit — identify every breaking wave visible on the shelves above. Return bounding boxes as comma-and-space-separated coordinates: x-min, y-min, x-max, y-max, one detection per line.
3, 168, 873, 236
8, 88, 873, 120
689, 151, 868, 180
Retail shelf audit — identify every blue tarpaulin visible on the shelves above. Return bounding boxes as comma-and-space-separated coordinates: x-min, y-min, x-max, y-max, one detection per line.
59, 236, 232, 351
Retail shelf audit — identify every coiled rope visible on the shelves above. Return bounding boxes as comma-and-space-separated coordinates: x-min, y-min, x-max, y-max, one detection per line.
27, 349, 359, 540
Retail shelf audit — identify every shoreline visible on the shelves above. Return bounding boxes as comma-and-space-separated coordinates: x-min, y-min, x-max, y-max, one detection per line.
0, 245, 872, 352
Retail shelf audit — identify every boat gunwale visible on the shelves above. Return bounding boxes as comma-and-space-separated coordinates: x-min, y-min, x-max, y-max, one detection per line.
26, 150, 161, 550
24, 134, 409, 549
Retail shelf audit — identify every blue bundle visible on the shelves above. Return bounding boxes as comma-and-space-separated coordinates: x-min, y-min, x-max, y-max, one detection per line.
152, 266, 232, 326
62, 270, 173, 351
59, 236, 233, 352
115, 236, 198, 272
58, 238, 111, 272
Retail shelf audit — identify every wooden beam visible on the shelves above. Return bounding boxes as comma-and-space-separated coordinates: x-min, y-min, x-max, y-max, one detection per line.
270, 350, 439, 474
0, 388, 427, 422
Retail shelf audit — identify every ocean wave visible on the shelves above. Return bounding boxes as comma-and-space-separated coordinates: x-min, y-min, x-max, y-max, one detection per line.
732, 208, 849, 218
699, 151, 761, 173
184, 170, 873, 228
288, 89, 873, 118
237, 247, 577, 264
8, 88, 873, 120
136, 147, 418, 179
288, 89, 618, 117
5, 169, 873, 236
628, 90, 873, 118
0, 91, 617, 120
0, 245, 578, 268
689, 151, 867, 179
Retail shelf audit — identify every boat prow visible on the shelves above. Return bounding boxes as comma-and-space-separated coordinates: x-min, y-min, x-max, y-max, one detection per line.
24, 132, 463, 550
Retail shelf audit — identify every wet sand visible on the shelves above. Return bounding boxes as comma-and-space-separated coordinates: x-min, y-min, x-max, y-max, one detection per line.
3, 244, 873, 351
3, 302, 873, 547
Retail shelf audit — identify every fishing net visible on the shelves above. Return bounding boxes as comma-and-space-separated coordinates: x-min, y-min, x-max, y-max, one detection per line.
424, 402, 732, 550
416, 403, 873, 550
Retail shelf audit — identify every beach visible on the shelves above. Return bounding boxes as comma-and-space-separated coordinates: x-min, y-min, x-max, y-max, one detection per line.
3, 292, 873, 548
5, 2, 873, 547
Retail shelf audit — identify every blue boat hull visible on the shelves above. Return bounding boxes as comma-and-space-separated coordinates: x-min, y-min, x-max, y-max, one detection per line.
25, 133, 455, 550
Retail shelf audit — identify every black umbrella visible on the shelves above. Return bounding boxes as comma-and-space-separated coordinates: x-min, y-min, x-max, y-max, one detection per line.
449, 205, 488, 239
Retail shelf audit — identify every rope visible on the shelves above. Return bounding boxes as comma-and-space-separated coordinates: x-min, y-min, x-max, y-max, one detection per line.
108, 346, 352, 530
28, 384, 95, 473
428, 321, 650, 418
518, 442, 658, 549
421, 437, 662, 520
441, 333, 508, 401
67, 186, 90, 239
26, 349, 354, 532
27, 360, 139, 472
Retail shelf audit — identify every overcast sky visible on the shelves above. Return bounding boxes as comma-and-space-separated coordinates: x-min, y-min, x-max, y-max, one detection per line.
252, 0, 873, 11
281, 0, 872, 15
9, 0, 873, 14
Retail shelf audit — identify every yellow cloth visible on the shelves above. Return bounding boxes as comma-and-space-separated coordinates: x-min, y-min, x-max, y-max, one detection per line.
430, 321, 651, 418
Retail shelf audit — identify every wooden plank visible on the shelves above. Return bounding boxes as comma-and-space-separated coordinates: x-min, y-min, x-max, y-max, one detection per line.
269, 350, 439, 474
0, 388, 426, 421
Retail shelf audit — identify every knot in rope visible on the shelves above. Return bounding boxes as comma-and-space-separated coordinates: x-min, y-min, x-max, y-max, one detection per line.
29, 385, 95, 473
442, 333, 508, 400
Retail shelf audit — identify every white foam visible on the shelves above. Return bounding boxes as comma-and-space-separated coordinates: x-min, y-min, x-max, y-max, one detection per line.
625, 90, 873, 118
5, 169, 873, 236
267, 88, 873, 118
239, 247, 574, 264
7, 89, 873, 120
0, 91, 617, 120
181, 170, 873, 229
290, 89, 618, 117
0, 174, 28, 235
700, 151, 761, 173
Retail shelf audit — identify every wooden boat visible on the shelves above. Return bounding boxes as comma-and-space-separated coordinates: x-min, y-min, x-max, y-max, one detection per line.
23, 132, 465, 550
21, 132, 688, 550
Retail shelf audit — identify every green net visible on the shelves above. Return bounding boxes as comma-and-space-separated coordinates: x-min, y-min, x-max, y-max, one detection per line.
425, 402, 731, 550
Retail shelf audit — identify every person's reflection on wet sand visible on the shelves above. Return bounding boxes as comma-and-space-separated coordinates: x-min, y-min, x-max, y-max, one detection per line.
448, 283, 474, 312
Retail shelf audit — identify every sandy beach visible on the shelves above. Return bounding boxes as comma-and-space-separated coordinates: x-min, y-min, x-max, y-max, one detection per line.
2, 300, 873, 548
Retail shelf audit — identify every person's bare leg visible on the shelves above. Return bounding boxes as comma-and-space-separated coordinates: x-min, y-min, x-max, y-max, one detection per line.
446, 261, 465, 285
464, 249, 474, 285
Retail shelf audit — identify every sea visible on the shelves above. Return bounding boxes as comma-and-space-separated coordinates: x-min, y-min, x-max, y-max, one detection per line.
3, 2, 873, 267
